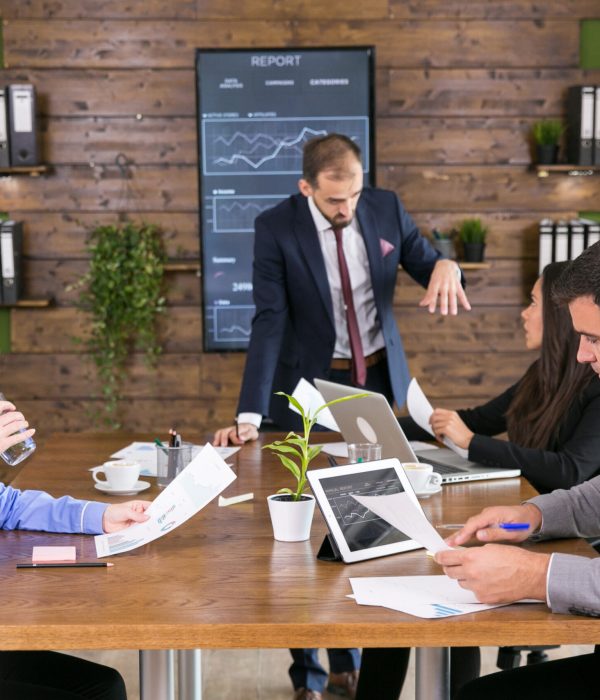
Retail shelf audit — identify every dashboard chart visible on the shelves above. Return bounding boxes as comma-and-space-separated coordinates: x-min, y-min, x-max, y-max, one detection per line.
320, 467, 409, 552
196, 47, 374, 351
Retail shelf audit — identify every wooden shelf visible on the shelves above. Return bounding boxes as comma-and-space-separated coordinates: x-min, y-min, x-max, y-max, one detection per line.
0, 298, 53, 308
534, 164, 600, 177
0, 165, 48, 177
164, 262, 200, 272
459, 262, 492, 270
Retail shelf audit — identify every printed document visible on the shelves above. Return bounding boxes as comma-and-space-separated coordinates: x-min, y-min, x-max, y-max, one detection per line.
407, 378, 468, 458
349, 575, 533, 618
290, 378, 339, 431
352, 492, 451, 554
95, 443, 236, 557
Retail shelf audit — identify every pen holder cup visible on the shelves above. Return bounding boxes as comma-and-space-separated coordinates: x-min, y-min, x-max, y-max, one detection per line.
156, 444, 193, 488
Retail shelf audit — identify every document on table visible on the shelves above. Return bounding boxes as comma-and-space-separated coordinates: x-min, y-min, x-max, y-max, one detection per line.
95, 443, 236, 557
406, 378, 468, 459
352, 492, 451, 554
109, 442, 240, 476
349, 575, 536, 618
290, 378, 339, 431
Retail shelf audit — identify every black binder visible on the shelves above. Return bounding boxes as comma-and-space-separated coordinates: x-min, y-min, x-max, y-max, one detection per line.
7, 84, 39, 167
0, 220, 23, 305
566, 86, 595, 166
0, 89, 9, 168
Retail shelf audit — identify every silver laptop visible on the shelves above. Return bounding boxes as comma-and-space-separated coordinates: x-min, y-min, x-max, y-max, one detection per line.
314, 378, 521, 484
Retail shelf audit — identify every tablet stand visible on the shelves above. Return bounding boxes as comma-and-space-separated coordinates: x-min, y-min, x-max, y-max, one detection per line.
316, 533, 342, 562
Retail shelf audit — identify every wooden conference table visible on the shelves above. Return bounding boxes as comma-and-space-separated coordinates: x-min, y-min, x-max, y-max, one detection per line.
1, 433, 598, 700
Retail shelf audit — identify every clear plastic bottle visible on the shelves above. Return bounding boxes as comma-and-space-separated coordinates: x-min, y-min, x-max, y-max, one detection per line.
0, 392, 36, 466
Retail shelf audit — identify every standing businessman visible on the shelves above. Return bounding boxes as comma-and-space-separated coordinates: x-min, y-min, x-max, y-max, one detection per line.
214, 134, 470, 700
214, 133, 470, 445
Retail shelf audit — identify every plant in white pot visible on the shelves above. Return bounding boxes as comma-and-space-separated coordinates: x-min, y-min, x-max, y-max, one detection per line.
263, 391, 367, 542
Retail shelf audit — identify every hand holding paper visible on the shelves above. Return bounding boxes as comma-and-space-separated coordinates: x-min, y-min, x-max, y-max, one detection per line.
407, 378, 468, 459
95, 443, 236, 557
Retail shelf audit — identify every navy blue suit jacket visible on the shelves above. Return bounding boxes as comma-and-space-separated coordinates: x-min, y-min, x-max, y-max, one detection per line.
237, 187, 443, 428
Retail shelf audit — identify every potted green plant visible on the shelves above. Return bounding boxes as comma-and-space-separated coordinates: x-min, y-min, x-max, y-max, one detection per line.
431, 228, 456, 260
69, 221, 167, 426
458, 218, 488, 263
532, 119, 564, 165
263, 390, 367, 541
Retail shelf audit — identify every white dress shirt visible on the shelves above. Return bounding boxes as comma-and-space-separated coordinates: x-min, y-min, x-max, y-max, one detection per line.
308, 196, 385, 359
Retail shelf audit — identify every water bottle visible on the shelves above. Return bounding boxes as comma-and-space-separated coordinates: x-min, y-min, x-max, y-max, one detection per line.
0, 392, 36, 466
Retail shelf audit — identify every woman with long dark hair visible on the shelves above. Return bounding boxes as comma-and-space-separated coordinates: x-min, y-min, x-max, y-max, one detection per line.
355, 261, 600, 700
422, 259, 599, 495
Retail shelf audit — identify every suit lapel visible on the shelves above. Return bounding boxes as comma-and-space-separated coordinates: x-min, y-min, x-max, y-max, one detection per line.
293, 197, 335, 327
356, 198, 384, 305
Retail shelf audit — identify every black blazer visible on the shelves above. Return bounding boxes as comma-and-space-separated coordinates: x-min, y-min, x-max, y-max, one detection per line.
400, 374, 600, 494
237, 188, 443, 428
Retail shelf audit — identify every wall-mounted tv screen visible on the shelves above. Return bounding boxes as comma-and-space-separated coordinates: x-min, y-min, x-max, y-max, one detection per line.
196, 46, 375, 352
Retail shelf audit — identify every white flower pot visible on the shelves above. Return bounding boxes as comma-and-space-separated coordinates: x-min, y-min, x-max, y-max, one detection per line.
267, 494, 316, 542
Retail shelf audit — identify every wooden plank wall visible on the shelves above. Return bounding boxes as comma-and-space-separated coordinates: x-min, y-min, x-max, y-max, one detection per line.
1, 0, 600, 436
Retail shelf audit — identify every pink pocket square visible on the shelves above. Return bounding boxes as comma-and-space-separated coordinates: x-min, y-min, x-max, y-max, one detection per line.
380, 238, 395, 257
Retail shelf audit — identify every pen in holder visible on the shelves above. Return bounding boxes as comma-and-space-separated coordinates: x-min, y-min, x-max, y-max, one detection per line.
156, 443, 193, 488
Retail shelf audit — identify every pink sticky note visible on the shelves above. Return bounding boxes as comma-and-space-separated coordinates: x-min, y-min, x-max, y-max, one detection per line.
32, 546, 77, 563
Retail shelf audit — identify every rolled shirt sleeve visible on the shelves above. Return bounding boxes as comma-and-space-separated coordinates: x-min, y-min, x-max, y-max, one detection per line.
0, 483, 107, 535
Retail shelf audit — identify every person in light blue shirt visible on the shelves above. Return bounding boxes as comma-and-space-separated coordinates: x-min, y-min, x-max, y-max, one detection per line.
0, 398, 151, 699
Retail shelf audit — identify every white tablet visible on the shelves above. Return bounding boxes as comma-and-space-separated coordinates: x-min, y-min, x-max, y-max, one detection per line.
307, 458, 425, 563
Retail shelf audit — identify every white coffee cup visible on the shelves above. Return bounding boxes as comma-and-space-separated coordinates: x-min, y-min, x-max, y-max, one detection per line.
92, 460, 140, 491
402, 462, 442, 493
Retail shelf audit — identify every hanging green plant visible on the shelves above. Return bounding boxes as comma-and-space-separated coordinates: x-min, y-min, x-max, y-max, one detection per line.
71, 221, 167, 426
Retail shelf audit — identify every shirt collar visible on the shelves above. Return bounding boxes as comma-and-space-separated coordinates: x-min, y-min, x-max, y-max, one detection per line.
307, 196, 334, 234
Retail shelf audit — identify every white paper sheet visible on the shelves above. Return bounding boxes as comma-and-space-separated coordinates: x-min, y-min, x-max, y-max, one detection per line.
109, 442, 240, 476
349, 576, 535, 618
406, 378, 468, 459
352, 492, 451, 554
95, 443, 236, 557
315, 442, 348, 458
289, 378, 339, 431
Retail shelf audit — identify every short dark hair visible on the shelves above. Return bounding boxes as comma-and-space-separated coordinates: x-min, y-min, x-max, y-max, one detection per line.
552, 241, 600, 307
302, 133, 361, 187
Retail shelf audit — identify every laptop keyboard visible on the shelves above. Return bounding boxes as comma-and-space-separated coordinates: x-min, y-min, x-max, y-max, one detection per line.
418, 459, 465, 475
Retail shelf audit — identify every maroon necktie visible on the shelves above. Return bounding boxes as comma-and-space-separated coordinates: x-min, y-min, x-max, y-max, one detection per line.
332, 227, 367, 386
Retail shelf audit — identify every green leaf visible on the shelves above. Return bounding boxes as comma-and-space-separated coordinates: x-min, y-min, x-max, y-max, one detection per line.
275, 391, 306, 418
313, 392, 370, 419
276, 487, 293, 495
275, 454, 301, 481
307, 444, 322, 462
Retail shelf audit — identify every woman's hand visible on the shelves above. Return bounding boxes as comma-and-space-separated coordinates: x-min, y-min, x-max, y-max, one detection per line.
429, 408, 474, 449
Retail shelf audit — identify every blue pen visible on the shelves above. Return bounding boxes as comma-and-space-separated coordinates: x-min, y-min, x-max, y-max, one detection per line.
437, 522, 530, 530
498, 523, 530, 530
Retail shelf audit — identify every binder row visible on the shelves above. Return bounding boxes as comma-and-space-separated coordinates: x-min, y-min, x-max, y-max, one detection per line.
0, 221, 23, 305
538, 218, 600, 273
566, 86, 600, 166
0, 84, 40, 168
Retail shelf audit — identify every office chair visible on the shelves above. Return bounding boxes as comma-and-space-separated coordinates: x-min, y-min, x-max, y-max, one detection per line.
497, 646, 559, 670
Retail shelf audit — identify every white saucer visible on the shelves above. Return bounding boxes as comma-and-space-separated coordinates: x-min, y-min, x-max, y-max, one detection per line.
414, 484, 443, 498
94, 480, 151, 496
